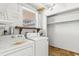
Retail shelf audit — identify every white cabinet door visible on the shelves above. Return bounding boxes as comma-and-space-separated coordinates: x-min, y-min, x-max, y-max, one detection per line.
6, 3, 19, 20
0, 3, 20, 26
5, 46, 34, 56
0, 3, 19, 20
6, 3, 22, 26
0, 3, 8, 20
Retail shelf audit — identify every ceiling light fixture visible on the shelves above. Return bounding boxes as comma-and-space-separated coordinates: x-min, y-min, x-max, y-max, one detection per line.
43, 3, 55, 11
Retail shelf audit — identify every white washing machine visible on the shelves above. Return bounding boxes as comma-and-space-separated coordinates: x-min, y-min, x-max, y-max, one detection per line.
27, 35, 48, 56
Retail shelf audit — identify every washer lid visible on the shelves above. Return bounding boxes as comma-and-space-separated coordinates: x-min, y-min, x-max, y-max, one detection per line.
28, 36, 48, 41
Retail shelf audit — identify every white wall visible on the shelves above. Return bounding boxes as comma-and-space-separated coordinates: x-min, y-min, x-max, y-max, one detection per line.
47, 9, 79, 53
47, 8, 79, 24
38, 10, 47, 36
46, 3, 79, 16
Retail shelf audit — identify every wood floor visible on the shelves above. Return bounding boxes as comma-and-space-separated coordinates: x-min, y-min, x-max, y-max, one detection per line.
49, 46, 79, 56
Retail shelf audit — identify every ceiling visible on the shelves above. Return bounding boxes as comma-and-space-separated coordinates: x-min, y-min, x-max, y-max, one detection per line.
27, 3, 79, 16
28, 3, 55, 11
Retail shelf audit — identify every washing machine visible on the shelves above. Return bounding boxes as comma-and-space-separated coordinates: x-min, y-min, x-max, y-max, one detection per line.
26, 33, 48, 56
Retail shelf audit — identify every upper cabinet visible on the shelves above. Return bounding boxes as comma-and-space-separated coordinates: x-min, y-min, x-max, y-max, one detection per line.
0, 4, 8, 20
6, 3, 19, 20
0, 3, 22, 26
6, 4, 23, 26
0, 3, 18, 20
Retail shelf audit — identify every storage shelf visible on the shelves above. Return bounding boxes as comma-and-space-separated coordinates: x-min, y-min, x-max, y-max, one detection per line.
15, 26, 42, 34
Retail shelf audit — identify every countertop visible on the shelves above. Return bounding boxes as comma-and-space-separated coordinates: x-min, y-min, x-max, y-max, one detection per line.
0, 36, 34, 55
